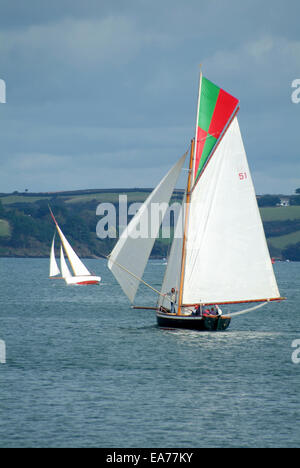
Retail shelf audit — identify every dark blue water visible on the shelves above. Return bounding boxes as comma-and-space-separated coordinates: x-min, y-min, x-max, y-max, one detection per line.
0, 258, 299, 448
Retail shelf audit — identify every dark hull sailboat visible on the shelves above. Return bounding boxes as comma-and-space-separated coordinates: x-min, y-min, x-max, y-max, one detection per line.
107, 72, 284, 331
156, 311, 231, 331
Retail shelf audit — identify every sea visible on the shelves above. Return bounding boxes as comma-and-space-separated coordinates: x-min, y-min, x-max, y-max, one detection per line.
0, 257, 299, 448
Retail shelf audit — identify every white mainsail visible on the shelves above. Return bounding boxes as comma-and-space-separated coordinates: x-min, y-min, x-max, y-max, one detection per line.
181, 116, 280, 305
49, 234, 60, 277
108, 153, 187, 303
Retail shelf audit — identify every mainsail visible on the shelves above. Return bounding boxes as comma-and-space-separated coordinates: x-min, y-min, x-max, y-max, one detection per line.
108, 153, 187, 303
181, 116, 281, 305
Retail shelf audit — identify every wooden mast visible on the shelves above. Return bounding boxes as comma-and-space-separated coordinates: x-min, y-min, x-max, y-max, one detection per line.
177, 138, 195, 315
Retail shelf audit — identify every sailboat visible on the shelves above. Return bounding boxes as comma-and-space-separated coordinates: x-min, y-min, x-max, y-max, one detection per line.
107, 72, 284, 331
49, 208, 101, 286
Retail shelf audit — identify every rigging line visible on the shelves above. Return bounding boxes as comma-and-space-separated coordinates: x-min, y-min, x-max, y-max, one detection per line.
228, 302, 268, 317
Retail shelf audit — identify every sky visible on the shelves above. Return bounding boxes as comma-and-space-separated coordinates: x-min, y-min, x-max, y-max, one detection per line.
0, 0, 300, 195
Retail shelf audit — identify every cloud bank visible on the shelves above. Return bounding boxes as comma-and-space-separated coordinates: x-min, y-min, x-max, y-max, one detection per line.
0, 0, 299, 194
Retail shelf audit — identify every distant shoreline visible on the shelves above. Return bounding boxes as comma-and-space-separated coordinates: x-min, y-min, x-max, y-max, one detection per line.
1, 189, 300, 261
0, 188, 294, 197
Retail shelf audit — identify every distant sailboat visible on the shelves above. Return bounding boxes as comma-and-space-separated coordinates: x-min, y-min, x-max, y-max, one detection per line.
49, 207, 101, 285
107, 72, 285, 330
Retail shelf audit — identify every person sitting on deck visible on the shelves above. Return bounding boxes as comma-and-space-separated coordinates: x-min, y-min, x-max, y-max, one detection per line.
165, 287, 177, 314
192, 305, 202, 316
203, 305, 223, 317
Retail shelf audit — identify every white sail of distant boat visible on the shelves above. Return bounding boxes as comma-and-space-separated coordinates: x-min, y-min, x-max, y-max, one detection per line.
49, 208, 101, 286
60, 245, 72, 280
49, 234, 61, 278
107, 72, 284, 331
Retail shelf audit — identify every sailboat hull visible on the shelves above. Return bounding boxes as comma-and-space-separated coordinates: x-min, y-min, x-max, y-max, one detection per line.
65, 275, 101, 285
156, 312, 231, 331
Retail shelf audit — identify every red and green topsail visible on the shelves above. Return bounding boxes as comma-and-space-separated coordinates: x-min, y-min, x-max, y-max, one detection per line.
194, 76, 239, 182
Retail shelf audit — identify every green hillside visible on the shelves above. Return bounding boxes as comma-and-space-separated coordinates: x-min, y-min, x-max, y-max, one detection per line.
0, 189, 300, 260
260, 205, 300, 222
268, 231, 300, 249
259, 206, 300, 258
0, 189, 177, 258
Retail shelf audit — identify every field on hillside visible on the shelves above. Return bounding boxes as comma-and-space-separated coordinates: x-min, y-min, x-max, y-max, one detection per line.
0, 189, 184, 206
0, 219, 10, 237
268, 231, 300, 249
260, 206, 300, 251
260, 205, 300, 222
0, 191, 153, 207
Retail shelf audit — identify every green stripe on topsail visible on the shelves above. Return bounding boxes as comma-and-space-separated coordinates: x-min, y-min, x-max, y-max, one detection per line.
194, 76, 239, 183
198, 78, 220, 132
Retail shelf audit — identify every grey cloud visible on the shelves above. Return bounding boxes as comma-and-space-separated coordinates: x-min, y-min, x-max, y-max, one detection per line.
0, 0, 299, 194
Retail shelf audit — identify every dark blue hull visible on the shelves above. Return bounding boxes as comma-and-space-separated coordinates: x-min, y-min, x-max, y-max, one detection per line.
156, 312, 231, 331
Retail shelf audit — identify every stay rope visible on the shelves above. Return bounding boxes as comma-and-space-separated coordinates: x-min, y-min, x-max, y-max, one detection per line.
227, 301, 268, 317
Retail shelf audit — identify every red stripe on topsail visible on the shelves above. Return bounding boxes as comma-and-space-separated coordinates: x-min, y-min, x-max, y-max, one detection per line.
208, 88, 239, 139
194, 127, 207, 180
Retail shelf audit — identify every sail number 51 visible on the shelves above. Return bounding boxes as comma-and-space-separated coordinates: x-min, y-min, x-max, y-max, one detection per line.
239, 172, 247, 180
